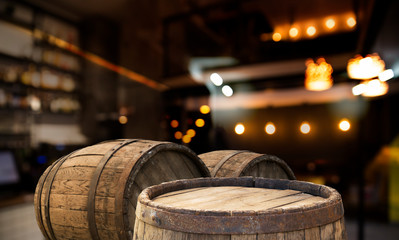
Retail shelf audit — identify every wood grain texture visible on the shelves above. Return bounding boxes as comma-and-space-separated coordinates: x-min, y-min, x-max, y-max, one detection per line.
134, 177, 347, 240
34, 139, 210, 240
199, 150, 295, 179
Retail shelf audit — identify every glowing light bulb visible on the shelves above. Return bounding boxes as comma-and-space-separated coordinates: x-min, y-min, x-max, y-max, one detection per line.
339, 119, 351, 132
210, 73, 223, 86
200, 105, 210, 114
289, 27, 299, 38
195, 118, 205, 127
306, 26, 316, 37
379, 69, 394, 81
265, 122, 276, 135
235, 123, 245, 135
272, 32, 282, 42
187, 129, 196, 137
170, 120, 179, 128
182, 135, 191, 143
222, 85, 233, 97
347, 17, 356, 28
119, 116, 128, 124
300, 122, 311, 134
174, 131, 183, 139
325, 18, 336, 29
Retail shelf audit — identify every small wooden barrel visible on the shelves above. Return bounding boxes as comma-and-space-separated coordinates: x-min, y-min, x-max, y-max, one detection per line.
34, 139, 211, 240
199, 150, 296, 179
134, 177, 347, 240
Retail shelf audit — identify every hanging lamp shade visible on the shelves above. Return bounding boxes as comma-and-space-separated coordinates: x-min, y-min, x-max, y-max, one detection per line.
305, 58, 333, 91
347, 53, 385, 79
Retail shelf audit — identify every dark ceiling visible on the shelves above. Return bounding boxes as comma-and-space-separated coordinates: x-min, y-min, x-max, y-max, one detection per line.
24, 0, 392, 91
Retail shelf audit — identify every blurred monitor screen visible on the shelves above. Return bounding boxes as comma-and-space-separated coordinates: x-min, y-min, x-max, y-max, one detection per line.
0, 151, 20, 185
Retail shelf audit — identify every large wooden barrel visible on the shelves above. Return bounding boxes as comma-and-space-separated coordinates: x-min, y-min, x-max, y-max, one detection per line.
34, 139, 211, 240
134, 177, 347, 240
199, 150, 296, 179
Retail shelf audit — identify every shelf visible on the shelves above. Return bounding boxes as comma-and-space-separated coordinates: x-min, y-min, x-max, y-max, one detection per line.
0, 15, 34, 31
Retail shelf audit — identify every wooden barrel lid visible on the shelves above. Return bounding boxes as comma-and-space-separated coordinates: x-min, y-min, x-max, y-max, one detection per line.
136, 177, 344, 235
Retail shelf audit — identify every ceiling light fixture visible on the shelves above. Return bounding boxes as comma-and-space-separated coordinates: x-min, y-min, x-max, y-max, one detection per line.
305, 58, 333, 91
347, 54, 385, 79
306, 26, 316, 37
353, 79, 389, 97
325, 18, 336, 29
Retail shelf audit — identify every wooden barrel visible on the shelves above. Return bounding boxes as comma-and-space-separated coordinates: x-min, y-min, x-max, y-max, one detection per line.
134, 177, 347, 240
199, 150, 296, 179
34, 139, 211, 240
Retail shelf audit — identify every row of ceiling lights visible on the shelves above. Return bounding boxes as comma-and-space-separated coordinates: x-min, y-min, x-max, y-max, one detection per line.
234, 118, 351, 136
261, 12, 357, 42
169, 104, 352, 144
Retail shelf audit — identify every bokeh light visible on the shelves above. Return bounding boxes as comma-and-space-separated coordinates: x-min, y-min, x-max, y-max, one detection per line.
187, 129, 196, 137
210, 73, 223, 86
235, 123, 245, 135
272, 32, 282, 42
200, 105, 210, 114
300, 121, 311, 134
339, 119, 351, 132
306, 26, 316, 36
195, 118, 205, 127
346, 17, 356, 28
170, 120, 179, 128
174, 131, 183, 139
265, 122, 276, 135
182, 135, 191, 143
289, 27, 299, 38
222, 85, 233, 97
325, 18, 336, 29
119, 116, 128, 124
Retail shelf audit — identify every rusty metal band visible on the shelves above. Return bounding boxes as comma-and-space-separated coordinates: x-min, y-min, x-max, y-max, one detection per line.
211, 150, 248, 177
137, 198, 344, 234
87, 139, 138, 240
114, 141, 169, 240
35, 157, 62, 240
136, 177, 344, 235
241, 154, 296, 180
42, 151, 77, 240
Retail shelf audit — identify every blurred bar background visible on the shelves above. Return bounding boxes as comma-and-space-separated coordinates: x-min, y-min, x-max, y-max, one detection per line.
0, 0, 399, 239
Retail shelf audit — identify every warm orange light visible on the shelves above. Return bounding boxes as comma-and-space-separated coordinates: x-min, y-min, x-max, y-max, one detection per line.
289, 27, 299, 38
265, 122, 276, 135
195, 118, 205, 127
325, 18, 336, 29
174, 131, 183, 139
339, 119, 351, 132
354, 79, 389, 97
306, 26, 316, 37
182, 135, 191, 143
300, 122, 311, 134
305, 58, 333, 91
272, 32, 282, 42
119, 116, 128, 124
346, 17, 356, 28
187, 129, 196, 137
347, 54, 385, 79
32, 29, 166, 90
170, 120, 179, 128
235, 123, 245, 135
200, 105, 210, 114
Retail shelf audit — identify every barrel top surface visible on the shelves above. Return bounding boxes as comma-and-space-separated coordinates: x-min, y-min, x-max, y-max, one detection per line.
136, 177, 344, 235
152, 186, 324, 212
